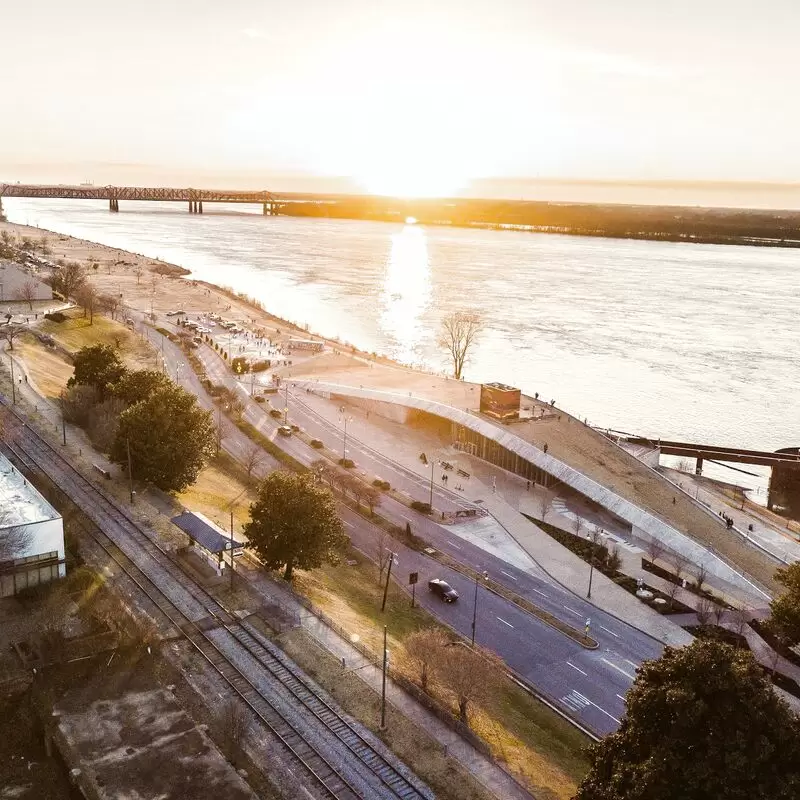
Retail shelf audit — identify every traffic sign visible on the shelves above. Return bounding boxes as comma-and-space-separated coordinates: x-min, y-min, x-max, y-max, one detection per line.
408, 572, 419, 585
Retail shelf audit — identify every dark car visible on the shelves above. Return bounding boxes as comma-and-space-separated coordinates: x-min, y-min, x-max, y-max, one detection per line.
428, 578, 459, 603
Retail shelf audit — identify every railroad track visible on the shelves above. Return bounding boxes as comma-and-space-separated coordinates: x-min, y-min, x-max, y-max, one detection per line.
1, 404, 431, 800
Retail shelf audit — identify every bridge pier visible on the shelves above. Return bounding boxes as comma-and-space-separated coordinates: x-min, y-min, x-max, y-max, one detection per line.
198, 201, 203, 214
695, 457, 703, 475
109, 198, 119, 212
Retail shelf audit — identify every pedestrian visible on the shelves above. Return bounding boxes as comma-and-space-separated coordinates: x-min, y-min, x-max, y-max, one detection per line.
526, 480, 531, 491
543, 443, 549, 454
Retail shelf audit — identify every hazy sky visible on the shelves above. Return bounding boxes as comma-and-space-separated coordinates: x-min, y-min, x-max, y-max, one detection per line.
3, 0, 799, 194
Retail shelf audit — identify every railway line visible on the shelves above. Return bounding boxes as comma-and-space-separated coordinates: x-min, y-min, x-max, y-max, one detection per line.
0, 402, 431, 800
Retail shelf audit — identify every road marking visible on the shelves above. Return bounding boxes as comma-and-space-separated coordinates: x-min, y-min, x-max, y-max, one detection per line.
616, 694, 626, 702
566, 662, 587, 676
531, 587, 549, 598
496, 616, 514, 628
563, 605, 582, 617
401, 515, 414, 522
624, 659, 639, 670
602, 658, 636, 680
599, 625, 619, 638
573, 691, 622, 724
500, 570, 518, 581
343, 521, 355, 529
447, 540, 462, 550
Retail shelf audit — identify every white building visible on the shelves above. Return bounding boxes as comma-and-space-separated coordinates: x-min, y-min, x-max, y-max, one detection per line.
0, 259, 53, 305
0, 452, 65, 596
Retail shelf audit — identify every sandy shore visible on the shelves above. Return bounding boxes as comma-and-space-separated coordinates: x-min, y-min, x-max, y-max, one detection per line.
0, 218, 783, 591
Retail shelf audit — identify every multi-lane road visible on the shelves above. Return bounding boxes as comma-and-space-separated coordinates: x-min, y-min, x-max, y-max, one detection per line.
152, 318, 663, 736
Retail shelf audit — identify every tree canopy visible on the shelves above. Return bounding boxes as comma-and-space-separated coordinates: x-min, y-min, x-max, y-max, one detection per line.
767, 561, 800, 645
575, 639, 800, 800
110, 383, 215, 492
243, 471, 348, 580
111, 369, 172, 408
67, 344, 126, 397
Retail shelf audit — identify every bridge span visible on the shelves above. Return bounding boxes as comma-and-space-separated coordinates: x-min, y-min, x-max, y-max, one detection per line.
0, 183, 279, 215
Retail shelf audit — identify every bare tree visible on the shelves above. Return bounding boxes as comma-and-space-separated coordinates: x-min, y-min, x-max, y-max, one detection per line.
216, 697, 250, 752
76, 283, 98, 324
573, 514, 584, 537
538, 487, 556, 522
439, 311, 482, 380
53, 261, 86, 299
675, 457, 693, 473
765, 645, 781, 677
134, 264, 144, 284
668, 551, 689, 586
311, 458, 335, 487
712, 601, 726, 628
694, 562, 708, 594
16, 279, 38, 311
437, 644, 500, 725
0, 509, 30, 563
731, 605, 750, 645
243, 441, 264, 482
364, 484, 382, 516
0, 323, 26, 351
228, 395, 246, 423
403, 627, 449, 693
696, 597, 713, 628
99, 293, 122, 320
645, 537, 665, 567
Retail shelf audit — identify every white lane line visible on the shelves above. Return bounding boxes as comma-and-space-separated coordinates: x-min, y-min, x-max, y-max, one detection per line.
497, 616, 514, 628
573, 691, 622, 724
532, 587, 549, 598
343, 521, 355, 529
602, 658, 636, 680
599, 625, 619, 638
563, 605, 582, 617
402, 515, 413, 522
447, 540, 462, 550
616, 694, 626, 702
500, 570, 518, 581
566, 662, 587, 676
625, 659, 639, 669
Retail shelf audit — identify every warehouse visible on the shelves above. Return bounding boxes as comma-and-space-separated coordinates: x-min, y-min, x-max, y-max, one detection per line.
0, 452, 66, 596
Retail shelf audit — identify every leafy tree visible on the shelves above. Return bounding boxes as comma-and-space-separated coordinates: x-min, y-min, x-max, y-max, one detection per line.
575, 639, 800, 800
767, 561, 800, 645
111, 383, 215, 492
438, 310, 482, 380
111, 369, 171, 407
67, 344, 126, 397
50, 261, 86, 299
243, 471, 348, 580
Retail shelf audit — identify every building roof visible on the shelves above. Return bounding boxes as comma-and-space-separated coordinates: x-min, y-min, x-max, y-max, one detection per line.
0, 452, 60, 527
171, 511, 243, 554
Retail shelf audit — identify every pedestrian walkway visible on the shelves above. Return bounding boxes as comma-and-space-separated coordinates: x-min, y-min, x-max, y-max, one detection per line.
235, 559, 536, 800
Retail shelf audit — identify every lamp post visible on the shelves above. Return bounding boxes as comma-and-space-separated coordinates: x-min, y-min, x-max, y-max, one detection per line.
471, 570, 489, 646
226, 486, 249, 591
9, 354, 16, 404
429, 458, 434, 510
340, 414, 352, 462
587, 528, 599, 599
126, 437, 135, 504
380, 625, 388, 730
381, 551, 396, 612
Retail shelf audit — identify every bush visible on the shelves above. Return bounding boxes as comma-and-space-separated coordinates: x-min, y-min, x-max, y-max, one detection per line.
251, 360, 270, 372
410, 500, 432, 514
44, 311, 67, 323
269, 408, 282, 418
338, 458, 355, 468
373, 479, 391, 490
310, 439, 324, 449
231, 356, 249, 374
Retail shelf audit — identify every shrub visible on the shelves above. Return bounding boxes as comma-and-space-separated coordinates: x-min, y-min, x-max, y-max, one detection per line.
269, 409, 282, 419
44, 311, 67, 323
410, 500, 432, 514
251, 360, 270, 372
310, 439, 324, 449
372, 479, 391, 490
231, 356, 249, 374
338, 458, 355, 468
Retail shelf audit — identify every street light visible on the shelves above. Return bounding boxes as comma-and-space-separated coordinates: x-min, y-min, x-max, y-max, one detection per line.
380, 625, 388, 730
340, 414, 353, 462
587, 527, 600, 598
381, 551, 397, 612
226, 486, 249, 591
471, 569, 489, 646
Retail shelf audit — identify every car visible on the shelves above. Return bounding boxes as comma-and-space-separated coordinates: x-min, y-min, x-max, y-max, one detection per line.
277, 425, 293, 437
166, 310, 183, 317
254, 396, 266, 404
428, 579, 459, 603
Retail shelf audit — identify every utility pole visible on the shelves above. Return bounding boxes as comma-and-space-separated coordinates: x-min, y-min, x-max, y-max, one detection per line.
429, 458, 434, 509
380, 625, 388, 731
61, 415, 66, 446
229, 509, 235, 591
284, 382, 289, 424
471, 573, 479, 646
126, 437, 134, 503
9, 355, 15, 404
381, 552, 395, 612
587, 529, 598, 599
342, 416, 349, 461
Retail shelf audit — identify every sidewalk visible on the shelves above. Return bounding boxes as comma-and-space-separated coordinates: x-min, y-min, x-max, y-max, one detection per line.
235, 558, 536, 800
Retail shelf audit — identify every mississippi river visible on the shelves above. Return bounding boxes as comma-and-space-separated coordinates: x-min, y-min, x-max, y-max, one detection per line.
5, 198, 797, 496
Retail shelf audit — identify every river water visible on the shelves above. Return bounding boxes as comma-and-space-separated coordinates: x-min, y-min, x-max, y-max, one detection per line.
5, 198, 798, 495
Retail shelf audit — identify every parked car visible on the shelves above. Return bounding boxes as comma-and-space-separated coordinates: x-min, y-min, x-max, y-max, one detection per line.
254, 396, 266, 404
428, 579, 459, 603
166, 310, 183, 317
277, 425, 293, 437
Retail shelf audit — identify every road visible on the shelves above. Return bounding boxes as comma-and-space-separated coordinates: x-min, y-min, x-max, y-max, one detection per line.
150, 318, 664, 736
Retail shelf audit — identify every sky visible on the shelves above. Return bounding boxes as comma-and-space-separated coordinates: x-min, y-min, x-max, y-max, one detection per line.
2, 0, 800, 197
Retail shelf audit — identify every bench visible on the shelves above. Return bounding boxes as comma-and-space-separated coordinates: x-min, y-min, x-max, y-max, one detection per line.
93, 463, 112, 480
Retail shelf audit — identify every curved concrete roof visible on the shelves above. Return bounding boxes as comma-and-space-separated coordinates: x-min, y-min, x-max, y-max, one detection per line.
292, 380, 771, 599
